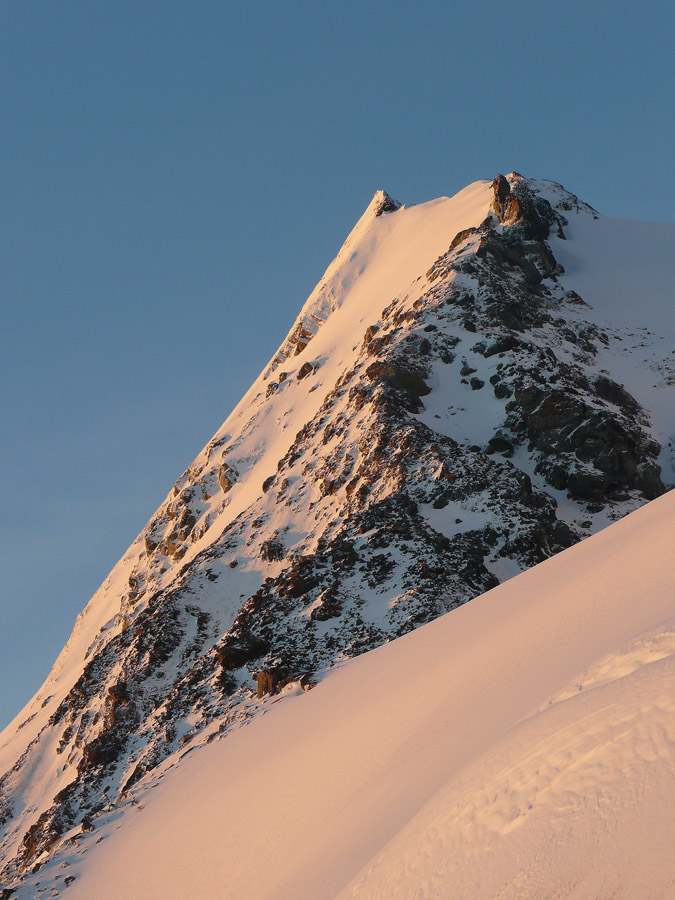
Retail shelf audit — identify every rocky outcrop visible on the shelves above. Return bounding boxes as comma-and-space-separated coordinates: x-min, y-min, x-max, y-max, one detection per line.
218, 464, 237, 493
491, 173, 567, 241
372, 189, 401, 217
511, 382, 663, 501
365, 360, 431, 411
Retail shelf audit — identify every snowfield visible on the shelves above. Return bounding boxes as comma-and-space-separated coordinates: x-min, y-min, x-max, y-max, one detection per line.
48, 488, 675, 900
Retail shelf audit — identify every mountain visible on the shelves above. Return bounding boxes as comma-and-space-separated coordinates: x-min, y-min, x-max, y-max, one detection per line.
1, 172, 674, 896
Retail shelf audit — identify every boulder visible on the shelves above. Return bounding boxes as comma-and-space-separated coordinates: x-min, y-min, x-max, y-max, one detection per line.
216, 634, 268, 672
483, 333, 522, 358
592, 375, 640, 411
494, 382, 513, 399
260, 539, 285, 562
488, 435, 514, 456
365, 361, 430, 412
218, 465, 237, 493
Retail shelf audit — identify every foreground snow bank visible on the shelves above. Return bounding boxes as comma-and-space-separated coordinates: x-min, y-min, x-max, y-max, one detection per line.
54, 490, 675, 900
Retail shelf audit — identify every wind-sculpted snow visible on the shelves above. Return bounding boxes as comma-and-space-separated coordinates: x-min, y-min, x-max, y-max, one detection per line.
1, 173, 674, 892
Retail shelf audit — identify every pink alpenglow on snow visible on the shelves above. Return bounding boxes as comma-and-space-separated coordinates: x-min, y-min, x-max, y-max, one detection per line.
42, 491, 675, 899
2, 174, 675, 899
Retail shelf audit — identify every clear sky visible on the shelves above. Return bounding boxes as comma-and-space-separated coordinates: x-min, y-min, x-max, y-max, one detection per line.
1, 0, 673, 729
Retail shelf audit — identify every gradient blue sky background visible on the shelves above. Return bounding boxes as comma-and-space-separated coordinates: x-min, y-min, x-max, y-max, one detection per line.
1, 0, 673, 727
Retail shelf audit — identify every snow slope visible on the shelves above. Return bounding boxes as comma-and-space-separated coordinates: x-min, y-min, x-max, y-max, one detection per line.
29, 488, 675, 900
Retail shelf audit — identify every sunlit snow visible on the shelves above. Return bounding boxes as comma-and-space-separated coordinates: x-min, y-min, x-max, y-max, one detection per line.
52, 491, 675, 900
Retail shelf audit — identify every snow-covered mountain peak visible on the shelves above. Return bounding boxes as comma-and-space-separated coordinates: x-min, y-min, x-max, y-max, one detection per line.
1, 172, 674, 893
501, 171, 600, 220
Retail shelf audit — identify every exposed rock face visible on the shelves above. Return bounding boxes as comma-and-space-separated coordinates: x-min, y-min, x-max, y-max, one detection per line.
218, 465, 237, 493
372, 189, 401, 216
0, 172, 671, 892
490, 172, 567, 240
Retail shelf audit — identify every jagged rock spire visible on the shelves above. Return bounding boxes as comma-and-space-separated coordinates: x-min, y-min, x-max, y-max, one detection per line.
371, 189, 401, 216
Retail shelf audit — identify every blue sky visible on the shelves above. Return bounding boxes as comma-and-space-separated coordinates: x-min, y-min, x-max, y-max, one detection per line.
1, 0, 673, 727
